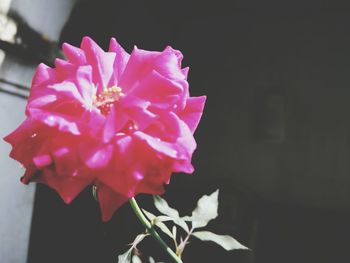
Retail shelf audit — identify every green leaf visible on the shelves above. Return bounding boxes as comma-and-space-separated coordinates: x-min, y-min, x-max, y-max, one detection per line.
118, 233, 149, 263
190, 189, 219, 228
142, 209, 173, 238
173, 218, 189, 233
148, 257, 166, 263
118, 248, 132, 263
192, 231, 249, 250
156, 221, 174, 239
142, 209, 157, 221
182, 216, 193, 221
157, 215, 172, 222
153, 195, 179, 218
172, 225, 177, 240
130, 233, 149, 248
176, 235, 187, 256
132, 255, 142, 263
153, 195, 190, 233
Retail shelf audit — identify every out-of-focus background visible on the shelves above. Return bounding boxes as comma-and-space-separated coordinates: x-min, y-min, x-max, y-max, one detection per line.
1, 0, 350, 262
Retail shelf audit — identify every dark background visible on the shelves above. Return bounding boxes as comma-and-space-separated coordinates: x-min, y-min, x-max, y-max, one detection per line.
28, 1, 350, 263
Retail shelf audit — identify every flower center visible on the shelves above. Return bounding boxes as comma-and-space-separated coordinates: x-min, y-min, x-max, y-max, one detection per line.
93, 86, 124, 115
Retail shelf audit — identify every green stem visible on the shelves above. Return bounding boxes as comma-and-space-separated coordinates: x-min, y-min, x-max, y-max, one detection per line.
129, 197, 183, 263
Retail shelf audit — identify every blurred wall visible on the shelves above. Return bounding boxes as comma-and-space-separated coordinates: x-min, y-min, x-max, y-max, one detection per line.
0, 0, 76, 262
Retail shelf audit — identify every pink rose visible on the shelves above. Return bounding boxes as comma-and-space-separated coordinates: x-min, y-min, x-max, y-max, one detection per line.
4, 37, 206, 221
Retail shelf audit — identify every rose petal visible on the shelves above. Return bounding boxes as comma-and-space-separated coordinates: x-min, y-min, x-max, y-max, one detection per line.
74, 65, 95, 106
62, 42, 87, 65
81, 36, 116, 91
28, 109, 81, 135
79, 141, 114, 169
33, 153, 52, 169
35, 168, 93, 204
127, 70, 185, 111
48, 81, 84, 103
134, 131, 179, 159
179, 96, 206, 133
119, 46, 185, 92
108, 38, 130, 85
4, 119, 53, 166
31, 63, 58, 88
95, 182, 129, 222
54, 58, 79, 81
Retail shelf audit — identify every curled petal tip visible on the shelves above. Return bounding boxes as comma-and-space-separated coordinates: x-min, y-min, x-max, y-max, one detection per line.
81, 36, 93, 44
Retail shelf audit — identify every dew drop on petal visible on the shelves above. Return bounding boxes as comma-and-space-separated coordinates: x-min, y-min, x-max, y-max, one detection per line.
48, 116, 55, 123
31, 133, 37, 138
134, 171, 144, 180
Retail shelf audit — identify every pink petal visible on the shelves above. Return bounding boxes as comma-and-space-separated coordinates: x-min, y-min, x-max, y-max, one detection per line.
74, 65, 95, 105
21, 165, 38, 184
28, 80, 86, 117
155, 47, 186, 80
97, 135, 137, 197
4, 119, 46, 166
54, 58, 77, 80
117, 95, 156, 131
95, 182, 129, 222
179, 96, 206, 133
98, 135, 165, 198
28, 109, 81, 135
134, 131, 179, 159
48, 81, 84, 103
144, 112, 197, 156
119, 46, 185, 92
128, 70, 185, 111
182, 67, 189, 78
102, 105, 117, 143
80, 36, 116, 91
79, 141, 114, 169
75, 110, 106, 139
35, 168, 94, 204
49, 134, 85, 177
108, 38, 130, 85
33, 153, 52, 169
31, 63, 58, 88
134, 131, 195, 174
98, 133, 175, 200
174, 113, 197, 155
164, 46, 184, 69
172, 160, 195, 174
135, 177, 166, 195
27, 94, 57, 110
62, 42, 87, 65
142, 112, 189, 144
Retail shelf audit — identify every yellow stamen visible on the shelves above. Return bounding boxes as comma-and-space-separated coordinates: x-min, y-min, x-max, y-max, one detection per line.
93, 85, 124, 115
